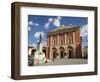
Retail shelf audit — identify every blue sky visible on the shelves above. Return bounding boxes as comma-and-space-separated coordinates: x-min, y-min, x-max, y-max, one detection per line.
28, 15, 88, 48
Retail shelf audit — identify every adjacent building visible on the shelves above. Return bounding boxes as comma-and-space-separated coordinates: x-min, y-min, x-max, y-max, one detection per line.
46, 25, 82, 60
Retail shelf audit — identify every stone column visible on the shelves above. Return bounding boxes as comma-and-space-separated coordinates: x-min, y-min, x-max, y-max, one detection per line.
48, 37, 50, 46
53, 37, 55, 46
57, 35, 59, 45
60, 35, 62, 45
49, 47, 52, 60
64, 33, 66, 44
73, 32, 75, 44
52, 36, 54, 46
73, 46, 76, 58
67, 34, 69, 44
50, 36, 52, 46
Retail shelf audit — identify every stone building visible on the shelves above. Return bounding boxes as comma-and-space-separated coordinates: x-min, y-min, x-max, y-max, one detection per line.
46, 25, 82, 61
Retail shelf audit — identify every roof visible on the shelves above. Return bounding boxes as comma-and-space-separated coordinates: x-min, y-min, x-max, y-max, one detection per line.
47, 25, 80, 36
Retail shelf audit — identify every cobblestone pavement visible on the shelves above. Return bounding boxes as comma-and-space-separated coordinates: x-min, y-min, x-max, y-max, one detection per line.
34, 58, 87, 66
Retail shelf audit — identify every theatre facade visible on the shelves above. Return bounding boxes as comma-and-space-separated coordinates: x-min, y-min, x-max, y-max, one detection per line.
46, 26, 82, 60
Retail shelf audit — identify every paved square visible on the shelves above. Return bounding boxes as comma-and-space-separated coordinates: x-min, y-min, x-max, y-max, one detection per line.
34, 58, 87, 66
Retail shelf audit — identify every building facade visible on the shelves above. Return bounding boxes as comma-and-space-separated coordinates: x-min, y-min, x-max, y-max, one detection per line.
46, 26, 82, 60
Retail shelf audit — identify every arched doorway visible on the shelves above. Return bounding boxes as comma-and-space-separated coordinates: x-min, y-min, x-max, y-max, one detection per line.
59, 47, 65, 58
67, 46, 73, 58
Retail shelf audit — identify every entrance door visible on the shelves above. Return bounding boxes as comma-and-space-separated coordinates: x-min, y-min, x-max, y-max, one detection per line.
67, 46, 73, 58
69, 50, 72, 58
53, 51, 56, 59
61, 51, 63, 58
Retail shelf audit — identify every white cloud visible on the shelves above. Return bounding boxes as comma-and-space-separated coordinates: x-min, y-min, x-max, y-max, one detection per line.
44, 17, 62, 29
44, 22, 50, 29
28, 21, 33, 25
48, 18, 54, 22
53, 18, 60, 27
34, 32, 44, 38
44, 18, 54, 29
57, 16, 62, 20
34, 23, 39, 26
32, 43, 37, 48
53, 16, 61, 27
80, 25, 88, 36
28, 26, 31, 31
28, 21, 39, 26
